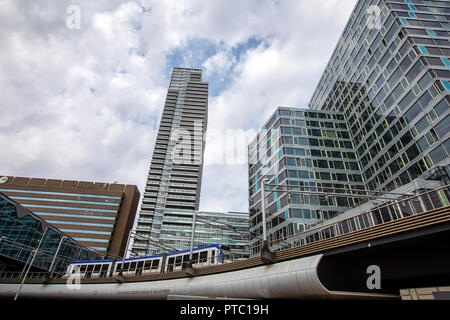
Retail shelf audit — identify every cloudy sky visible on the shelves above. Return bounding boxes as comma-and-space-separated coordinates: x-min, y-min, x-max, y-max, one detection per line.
0, 0, 357, 215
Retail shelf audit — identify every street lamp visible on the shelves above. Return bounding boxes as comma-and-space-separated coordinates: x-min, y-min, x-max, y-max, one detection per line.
260, 177, 276, 264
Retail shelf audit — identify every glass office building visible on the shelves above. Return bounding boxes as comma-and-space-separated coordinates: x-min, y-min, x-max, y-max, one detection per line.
131, 67, 208, 257
0, 192, 102, 275
249, 0, 449, 255
134, 209, 250, 261
248, 107, 366, 255
309, 0, 449, 192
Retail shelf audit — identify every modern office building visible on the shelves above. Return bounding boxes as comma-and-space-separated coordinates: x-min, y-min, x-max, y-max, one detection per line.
131, 67, 208, 257
248, 107, 366, 255
249, 0, 449, 255
309, 0, 450, 192
0, 192, 102, 275
0, 175, 140, 258
133, 209, 250, 260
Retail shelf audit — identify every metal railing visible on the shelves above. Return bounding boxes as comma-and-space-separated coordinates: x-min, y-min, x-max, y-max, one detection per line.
251, 185, 450, 254
0, 271, 61, 280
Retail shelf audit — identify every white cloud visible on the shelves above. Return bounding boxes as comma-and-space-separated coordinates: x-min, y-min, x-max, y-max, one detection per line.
0, 0, 357, 215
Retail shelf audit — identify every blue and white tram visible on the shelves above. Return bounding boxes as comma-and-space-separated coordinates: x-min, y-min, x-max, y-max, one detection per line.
164, 244, 224, 273
113, 254, 165, 277
64, 259, 115, 279
63, 244, 227, 279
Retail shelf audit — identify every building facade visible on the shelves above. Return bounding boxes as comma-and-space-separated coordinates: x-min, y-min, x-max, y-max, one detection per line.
309, 0, 450, 192
248, 107, 366, 255
0, 192, 102, 275
133, 209, 249, 260
249, 0, 449, 255
131, 67, 208, 257
0, 175, 140, 258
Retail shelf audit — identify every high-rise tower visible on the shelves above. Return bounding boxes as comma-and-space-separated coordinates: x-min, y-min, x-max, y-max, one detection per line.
309, 0, 449, 192
131, 67, 208, 257
248, 0, 449, 255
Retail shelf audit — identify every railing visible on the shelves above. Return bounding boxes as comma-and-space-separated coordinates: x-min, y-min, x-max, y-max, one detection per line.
251, 185, 450, 254
0, 271, 62, 280
2, 186, 449, 282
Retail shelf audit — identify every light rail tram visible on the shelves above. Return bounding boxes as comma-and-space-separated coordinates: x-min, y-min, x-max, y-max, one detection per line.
63, 244, 230, 279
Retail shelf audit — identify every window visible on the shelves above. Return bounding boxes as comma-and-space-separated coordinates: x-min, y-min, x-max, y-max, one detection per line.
434, 98, 449, 116
418, 91, 432, 108
415, 116, 430, 133
404, 101, 422, 123
418, 46, 428, 55
433, 115, 450, 139
406, 144, 420, 161
406, 60, 424, 84
199, 251, 208, 263
399, 90, 415, 111
429, 145, 447, 165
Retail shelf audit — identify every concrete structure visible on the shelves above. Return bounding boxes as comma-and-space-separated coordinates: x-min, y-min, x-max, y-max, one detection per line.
131, 67, 208, 257
1, 183, 448, 299
0, 175, 140, 258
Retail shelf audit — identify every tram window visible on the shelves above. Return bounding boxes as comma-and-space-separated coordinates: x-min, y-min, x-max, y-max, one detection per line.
192, 253, 199, 263
130, 262, 137, 271
175, 256, 182, 267
123, 263, 130, 271
183, 254, 189, 263
168, 258, 175, 272
100, 264, 108, 277
94, 264, 101, 272
210, 251, 215, 264
86, 265, 94, 277
116, 263, 122, 271
199, 251, 207, 263
144, 261, 152, 270
137, 261, 144, 268
151, 260, 159, 269
80, 265, 87, 273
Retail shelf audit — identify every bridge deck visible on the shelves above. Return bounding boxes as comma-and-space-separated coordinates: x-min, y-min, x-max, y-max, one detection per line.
1, 203, 449, 285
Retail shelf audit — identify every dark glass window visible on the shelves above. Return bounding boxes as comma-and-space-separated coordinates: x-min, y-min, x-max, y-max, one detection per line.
434, 98, 449, 116
406, 60, 424, 83
404, 101, 422, 123
406, 144, 420, 161
418, 91, 432, 108
415, 116, 430, 133
434, 115, 450, 139
429, 145, 447, 165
